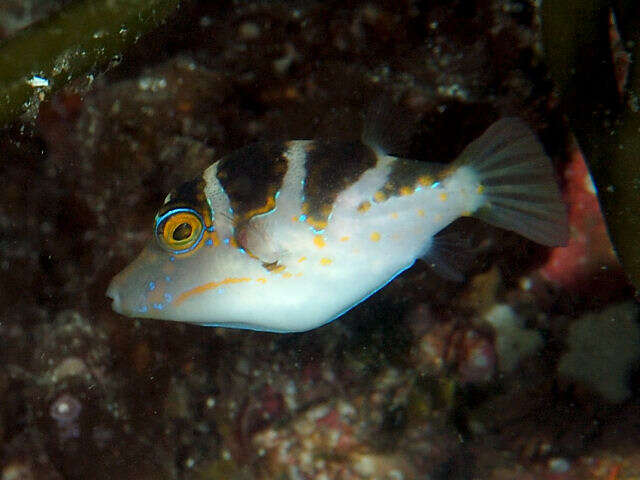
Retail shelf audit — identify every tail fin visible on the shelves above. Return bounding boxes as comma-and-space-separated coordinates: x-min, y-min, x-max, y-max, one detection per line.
457, 118, 569, 246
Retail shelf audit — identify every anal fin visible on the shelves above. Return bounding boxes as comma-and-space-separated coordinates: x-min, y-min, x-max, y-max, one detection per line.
420, 228, 475, 282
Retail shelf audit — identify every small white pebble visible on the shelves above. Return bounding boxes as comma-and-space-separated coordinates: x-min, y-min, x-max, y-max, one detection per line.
389, 470, 404, 480
2, 463, 33, 480
548, 457, 571, 473
137, 77, 167, 92
238, 22, 261, 40
353, 454, 376, 475
273, 43, 298, 74
539, 442, 552, 456
519, 277, 532, 291
27, 76, 49, 88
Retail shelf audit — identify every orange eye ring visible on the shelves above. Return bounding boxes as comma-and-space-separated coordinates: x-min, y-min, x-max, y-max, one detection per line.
154, 208, 204, 254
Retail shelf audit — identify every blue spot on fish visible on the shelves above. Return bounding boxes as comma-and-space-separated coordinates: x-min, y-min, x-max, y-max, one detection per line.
205, 238, 213, 246
298, 214, 307, 222
170, 256, 175, 262
431, 181, 440, 189
164, 293, 173, 302
138, 305, 148, 313
223, 238, 230, 245
153, 303, 164, 310
165, 276, 171, 283
148, 281, 156, 291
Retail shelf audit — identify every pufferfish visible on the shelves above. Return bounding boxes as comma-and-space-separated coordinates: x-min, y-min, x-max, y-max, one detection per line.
107, 117, 568, 332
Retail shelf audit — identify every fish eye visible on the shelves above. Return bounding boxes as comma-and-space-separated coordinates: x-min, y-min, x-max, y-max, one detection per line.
154, 208, 204, 254
172, 222, 192, 241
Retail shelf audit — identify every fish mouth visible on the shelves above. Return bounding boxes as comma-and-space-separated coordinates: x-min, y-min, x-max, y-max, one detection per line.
106, 282, 122, 314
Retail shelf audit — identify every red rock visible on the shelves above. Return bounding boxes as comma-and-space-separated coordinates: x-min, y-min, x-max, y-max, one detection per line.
539, 144, 623, 293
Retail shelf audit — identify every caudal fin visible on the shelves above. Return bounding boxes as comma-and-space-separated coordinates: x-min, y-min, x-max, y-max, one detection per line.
458, 118, 569, 246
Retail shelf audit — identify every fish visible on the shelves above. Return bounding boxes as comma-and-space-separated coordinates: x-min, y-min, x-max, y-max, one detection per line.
106, 116, 568, 332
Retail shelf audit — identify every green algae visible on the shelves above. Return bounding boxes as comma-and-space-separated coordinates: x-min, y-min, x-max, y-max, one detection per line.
406, 385, 433, 423
542, 0, 640, 290
406, 375, 458, 425
196, 458, 253, 480
0, 0, 182, 126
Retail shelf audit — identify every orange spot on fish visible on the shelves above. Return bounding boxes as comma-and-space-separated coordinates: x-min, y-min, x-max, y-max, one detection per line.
373, 191, 386, 203
306, 216, 328, 230
357, 201, 371, 213
399, 186, 413, 196
340, 236, 350, 242
439, 193, 448, 202
256, 278, 267, 284
370, 232, 381, 242
418, 175, 433, 186
313, 235, 326, 248
320, 258, 332, 266
298, 256, 307, 263
390, 212, 399, 219
211, 232, 220, 246
417, 209, 425, 217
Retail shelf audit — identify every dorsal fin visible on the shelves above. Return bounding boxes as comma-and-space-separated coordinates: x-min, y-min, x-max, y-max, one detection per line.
361, 96, 417, 157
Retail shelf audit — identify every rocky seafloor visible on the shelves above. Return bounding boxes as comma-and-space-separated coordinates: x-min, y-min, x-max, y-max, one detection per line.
0, 0, 639, 479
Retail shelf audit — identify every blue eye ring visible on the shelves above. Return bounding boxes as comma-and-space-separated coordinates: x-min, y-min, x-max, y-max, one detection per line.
154, 207, 205, 254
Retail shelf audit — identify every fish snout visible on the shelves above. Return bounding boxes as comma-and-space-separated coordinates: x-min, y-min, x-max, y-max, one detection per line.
106, 281, 123, 314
